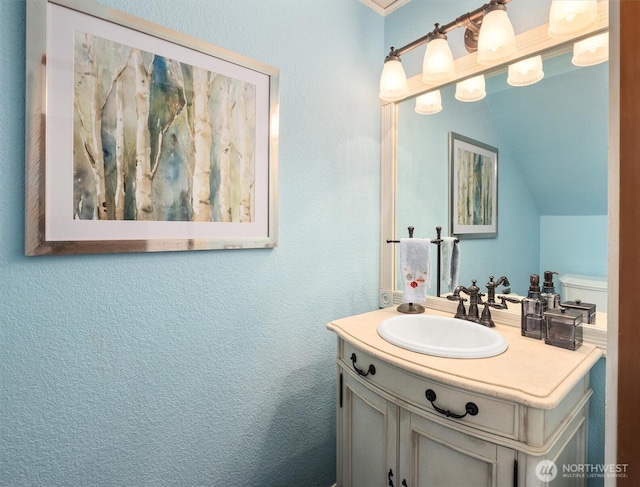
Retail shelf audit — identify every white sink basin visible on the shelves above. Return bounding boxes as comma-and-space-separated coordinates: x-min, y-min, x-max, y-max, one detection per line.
377, 314, 508, 359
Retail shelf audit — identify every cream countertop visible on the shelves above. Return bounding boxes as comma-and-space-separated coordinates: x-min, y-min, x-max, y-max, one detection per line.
327, 307, 602, 409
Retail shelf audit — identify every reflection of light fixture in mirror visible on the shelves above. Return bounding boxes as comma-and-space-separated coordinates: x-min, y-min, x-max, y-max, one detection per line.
455, 75, 486, 102
548, 0, 598, 39
422, 32, 455, 84
507, 55, 544, 87
572, 32, 608, 66
379, 51, 408, 101
477, 4, 516, 65
415, 90, 442, 115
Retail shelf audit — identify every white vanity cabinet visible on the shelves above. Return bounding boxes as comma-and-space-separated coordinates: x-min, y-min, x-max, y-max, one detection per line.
329, 308, 601, 487
340, 367, 518, 487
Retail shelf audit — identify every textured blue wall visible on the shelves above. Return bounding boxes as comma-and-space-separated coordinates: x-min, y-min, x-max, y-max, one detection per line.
0, 1, 382, 486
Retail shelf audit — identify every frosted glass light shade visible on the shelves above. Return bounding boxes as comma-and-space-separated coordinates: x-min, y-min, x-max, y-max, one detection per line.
455, 75, 486, 102
477, 8, 516, 65
379, 59, 408, 101
507, 55, 544, 86
415, 91, 442, 115
548, 0, 598, 39
572, 33, 608, 66
422, 37, 455, 84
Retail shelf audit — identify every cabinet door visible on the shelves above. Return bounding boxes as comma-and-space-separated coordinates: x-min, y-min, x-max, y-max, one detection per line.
399, 409, 517, 487
339, 370, 398, 487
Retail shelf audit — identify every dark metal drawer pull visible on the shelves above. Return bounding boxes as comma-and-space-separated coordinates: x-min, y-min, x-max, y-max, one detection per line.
387, 468, 407, 487
350, 353, 376, 377
425, 389, 479, 419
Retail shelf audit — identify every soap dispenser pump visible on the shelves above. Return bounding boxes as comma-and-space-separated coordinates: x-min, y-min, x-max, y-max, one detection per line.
521, 274, 548, 339
541, 271, 560, 310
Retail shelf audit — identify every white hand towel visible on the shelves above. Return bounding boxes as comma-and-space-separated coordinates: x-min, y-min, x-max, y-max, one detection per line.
441, 237, 460, 292
401, 238, 431, 303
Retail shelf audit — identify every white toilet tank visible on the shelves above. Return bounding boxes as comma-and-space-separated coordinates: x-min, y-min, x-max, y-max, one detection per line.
559, 274, 608, 313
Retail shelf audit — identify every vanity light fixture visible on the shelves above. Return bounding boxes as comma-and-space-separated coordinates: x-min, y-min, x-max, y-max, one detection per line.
379, 0, 514, 100
455, 75, 486, 102
379, 52, 409, 101
572, 32, 608, 66
548, 0, 598, 39
507, 55, 544, 87
422, 30, 456, 84
415, 90, 443, 115
476, 3, 517, 65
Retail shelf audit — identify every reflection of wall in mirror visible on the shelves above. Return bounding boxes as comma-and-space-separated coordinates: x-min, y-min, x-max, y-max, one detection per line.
396, 54, 607, 295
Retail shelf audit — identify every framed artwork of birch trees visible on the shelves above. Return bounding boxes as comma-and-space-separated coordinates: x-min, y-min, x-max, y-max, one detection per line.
449, 132, 498, 238
25, 0, 279, 255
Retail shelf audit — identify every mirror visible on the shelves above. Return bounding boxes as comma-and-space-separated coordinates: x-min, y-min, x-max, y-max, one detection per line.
393, 50, 608, 297
377, 9, 611, 473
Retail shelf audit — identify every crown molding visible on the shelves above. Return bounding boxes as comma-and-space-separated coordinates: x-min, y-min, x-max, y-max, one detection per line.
359, 0, 411, 17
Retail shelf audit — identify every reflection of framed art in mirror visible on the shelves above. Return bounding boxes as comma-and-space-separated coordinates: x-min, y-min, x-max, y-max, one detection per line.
449, 132, 498, 238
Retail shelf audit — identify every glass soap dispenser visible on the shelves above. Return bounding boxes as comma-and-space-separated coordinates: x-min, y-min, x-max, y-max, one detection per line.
521, 274, 548, 339
541, 271, 560, 310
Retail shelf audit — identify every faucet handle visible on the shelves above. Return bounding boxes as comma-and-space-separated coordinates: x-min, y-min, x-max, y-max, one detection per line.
446, 293, 468, 319
452, 297, 468, 320
499, 296, 521, 304
447, 294, 467, 302
493, 296, 521, 310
